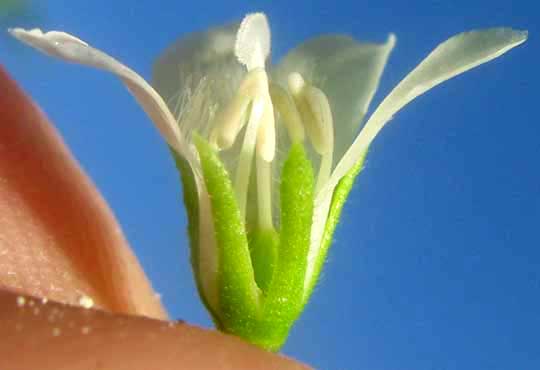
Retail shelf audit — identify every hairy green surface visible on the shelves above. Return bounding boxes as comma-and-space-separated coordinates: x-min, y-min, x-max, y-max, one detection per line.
259, 143, 314, 350
194, 136, 261, 337
170, 149, 221, 325
304, 149, 368, 301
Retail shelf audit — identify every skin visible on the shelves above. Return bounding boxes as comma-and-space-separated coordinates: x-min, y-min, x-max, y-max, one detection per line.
0, 66, 310, 370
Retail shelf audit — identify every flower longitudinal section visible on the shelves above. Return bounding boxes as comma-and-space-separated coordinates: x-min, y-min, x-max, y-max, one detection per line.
10, 11, 527, 351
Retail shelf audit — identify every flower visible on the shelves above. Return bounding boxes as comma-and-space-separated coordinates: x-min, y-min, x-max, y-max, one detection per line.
9, 13, 527, 351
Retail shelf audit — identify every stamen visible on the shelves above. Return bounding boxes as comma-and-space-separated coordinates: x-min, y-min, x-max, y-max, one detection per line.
287, 72, 305, 96
269, 83, 305, 143
211, 70, 266, 150
305, 86, 334, 192
287, 72, 335, 192
288, 73, 333, 155
211, 94, 250, 149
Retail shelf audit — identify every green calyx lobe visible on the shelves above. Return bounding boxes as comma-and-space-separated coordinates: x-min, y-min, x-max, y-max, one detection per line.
192, 136, 314, 351
260, 142, 314, 349
305, 149, 368, 301
193, 135, 261, 335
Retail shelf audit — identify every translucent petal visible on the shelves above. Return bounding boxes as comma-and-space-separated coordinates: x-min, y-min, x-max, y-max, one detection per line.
309, 28, 526, 293
152, 22, 246, 141
328, 28, 527, 196
272, 34, 395, 161
9, 28, 192, 163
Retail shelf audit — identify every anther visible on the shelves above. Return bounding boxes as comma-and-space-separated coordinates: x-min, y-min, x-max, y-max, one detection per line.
211, 69, 266, 150
269, 83, 305, 143
287, 72, 334, 156
287, 72, 335, 192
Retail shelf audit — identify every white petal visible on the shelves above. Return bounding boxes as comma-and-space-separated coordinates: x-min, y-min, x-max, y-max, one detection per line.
304, 191, 333, 298
273, 34, 395, 161
326, 28, 527, 196
195, 175, 219, 312
9, 27, 193, 164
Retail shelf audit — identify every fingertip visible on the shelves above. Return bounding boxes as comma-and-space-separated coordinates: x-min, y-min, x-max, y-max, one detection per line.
0, 290, 310, 370
0, 65, 166, 318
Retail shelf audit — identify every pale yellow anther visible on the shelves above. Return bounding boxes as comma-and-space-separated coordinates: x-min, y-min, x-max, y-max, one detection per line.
287, 72, 334, 156
269, 83, 305, 143
212, 69, 267, 150
287, 72, 305, 96
302, 86, 334, 154
211, 93, 250, 149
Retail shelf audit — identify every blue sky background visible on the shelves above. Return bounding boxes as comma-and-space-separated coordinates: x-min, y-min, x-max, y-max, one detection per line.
1, 0, 539, 369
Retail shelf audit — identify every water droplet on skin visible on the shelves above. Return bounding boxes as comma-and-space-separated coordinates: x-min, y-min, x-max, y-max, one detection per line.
81, 326, 91, 335
78, 295, 94, 309
28, 300, 35, 307
52, 327, 61, 337
167, 319, 184, 328
16, 296, 26, 307
41, 297, 48, 304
